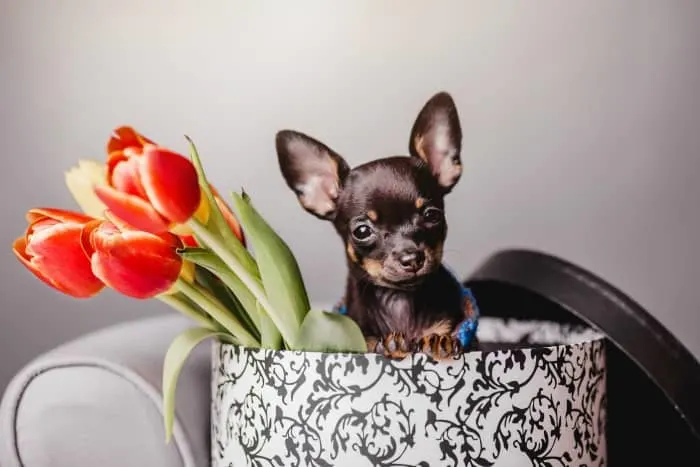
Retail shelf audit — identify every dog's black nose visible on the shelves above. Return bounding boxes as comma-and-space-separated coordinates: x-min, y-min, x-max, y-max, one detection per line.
398, 250, 425, 272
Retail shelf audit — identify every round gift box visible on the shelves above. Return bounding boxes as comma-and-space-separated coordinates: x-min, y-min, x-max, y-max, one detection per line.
210, 317, 607, 466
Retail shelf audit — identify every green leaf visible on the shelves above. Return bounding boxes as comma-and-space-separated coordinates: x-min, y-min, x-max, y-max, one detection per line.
179, 247, 283, 350
185, 220, 289, 343
231, 192, 309, 339
163, 327, 229, 442
184, 136, 258, 276
293, 310, 368, 353
175, 279, 259, 347
157, 292, 218, 331
194, 265, 261, 342
178, 248, 282, 350
179, 248, 262, 331
257, 300, 282, 349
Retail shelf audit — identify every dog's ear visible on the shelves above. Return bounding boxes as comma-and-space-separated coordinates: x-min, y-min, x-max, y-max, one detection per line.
276, 130, 350, 220
408, 92, 463, 193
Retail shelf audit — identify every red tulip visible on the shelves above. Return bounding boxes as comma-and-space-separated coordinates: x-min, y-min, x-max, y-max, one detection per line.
94, 126, 201, 234
12, 208, 105, 298
180, 234, 199, 248
81, 212, 187, 299
212, 187, 246, 245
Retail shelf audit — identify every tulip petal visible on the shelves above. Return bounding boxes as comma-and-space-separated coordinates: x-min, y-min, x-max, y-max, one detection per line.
105, 151, 129, 183
179, 235, 199, 247
214, 194, 245, 246
193, 192, 211, 225
64, 160, 110, 219
94, 185, 170, 233
140, 147, 201, 224
111, 156, 148, 198
79, 219, 103, 258
179, 260, 196, 285
14, 225, 104, 298
26, 207, 95, 226
208, 185, 245, 245
107, 126, 155, 154
170, 192, 210, 237
91, 225, 183, 299
13, 237, 71, 294
92, 252, 179, 299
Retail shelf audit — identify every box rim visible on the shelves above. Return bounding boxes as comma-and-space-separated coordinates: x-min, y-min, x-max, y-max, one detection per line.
211, 320, 606, 362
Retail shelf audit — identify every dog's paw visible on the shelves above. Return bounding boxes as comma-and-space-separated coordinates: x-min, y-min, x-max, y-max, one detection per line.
367, 333, 411, 360
416, 333, 464, 360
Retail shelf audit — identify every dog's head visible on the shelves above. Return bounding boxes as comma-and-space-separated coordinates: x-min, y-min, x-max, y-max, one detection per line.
276, 92, 463, 289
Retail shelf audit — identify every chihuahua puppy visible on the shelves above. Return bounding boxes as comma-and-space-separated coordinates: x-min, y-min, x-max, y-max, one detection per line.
276, 92, 478, 360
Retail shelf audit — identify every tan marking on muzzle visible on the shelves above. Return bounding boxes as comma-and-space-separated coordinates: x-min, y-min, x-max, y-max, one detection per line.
362, 258, 383, 279
346, 243, 358, 263
367, 210, 378, 222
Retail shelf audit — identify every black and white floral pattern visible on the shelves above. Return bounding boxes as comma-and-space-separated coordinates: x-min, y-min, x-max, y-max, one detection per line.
211, 318, 607, 466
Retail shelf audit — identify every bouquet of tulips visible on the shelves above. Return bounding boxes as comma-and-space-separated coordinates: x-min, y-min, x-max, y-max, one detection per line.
12, 126, 367, 441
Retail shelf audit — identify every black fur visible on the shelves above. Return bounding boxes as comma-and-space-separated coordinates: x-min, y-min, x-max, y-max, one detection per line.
276, 92, 473, 358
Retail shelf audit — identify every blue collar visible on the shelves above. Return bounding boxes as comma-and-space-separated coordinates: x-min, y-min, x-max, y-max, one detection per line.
333, 265, 480, 349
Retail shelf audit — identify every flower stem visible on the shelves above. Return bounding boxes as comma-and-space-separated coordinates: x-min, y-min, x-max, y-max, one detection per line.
186, 219, 297, 344
175, 278, 260, 347
157, 293, 220, 331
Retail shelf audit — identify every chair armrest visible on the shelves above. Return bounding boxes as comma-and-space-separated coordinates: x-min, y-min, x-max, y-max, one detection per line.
0, 314, 211, 467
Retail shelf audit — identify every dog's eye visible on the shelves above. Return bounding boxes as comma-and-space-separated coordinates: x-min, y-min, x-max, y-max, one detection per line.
423, 207, 443, 224
352, 224, 373, 241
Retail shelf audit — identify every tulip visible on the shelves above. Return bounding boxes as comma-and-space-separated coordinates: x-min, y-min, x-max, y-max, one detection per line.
65, 156, 207, 237
94, 126, 202, 234
12, 208, 105, 298
81, 212, 189, 299
64, 158, 198, 288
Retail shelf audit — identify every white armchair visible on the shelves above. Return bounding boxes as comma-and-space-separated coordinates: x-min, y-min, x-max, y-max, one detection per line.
0, 315, 211, 467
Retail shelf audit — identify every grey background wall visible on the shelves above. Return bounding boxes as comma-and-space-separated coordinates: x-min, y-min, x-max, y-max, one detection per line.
1, 1, 699, 392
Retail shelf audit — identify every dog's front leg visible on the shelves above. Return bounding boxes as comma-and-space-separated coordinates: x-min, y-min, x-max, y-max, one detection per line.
416, 291, 481, 359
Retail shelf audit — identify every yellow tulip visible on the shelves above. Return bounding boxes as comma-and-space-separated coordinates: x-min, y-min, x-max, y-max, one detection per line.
64, 160, 110, 219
